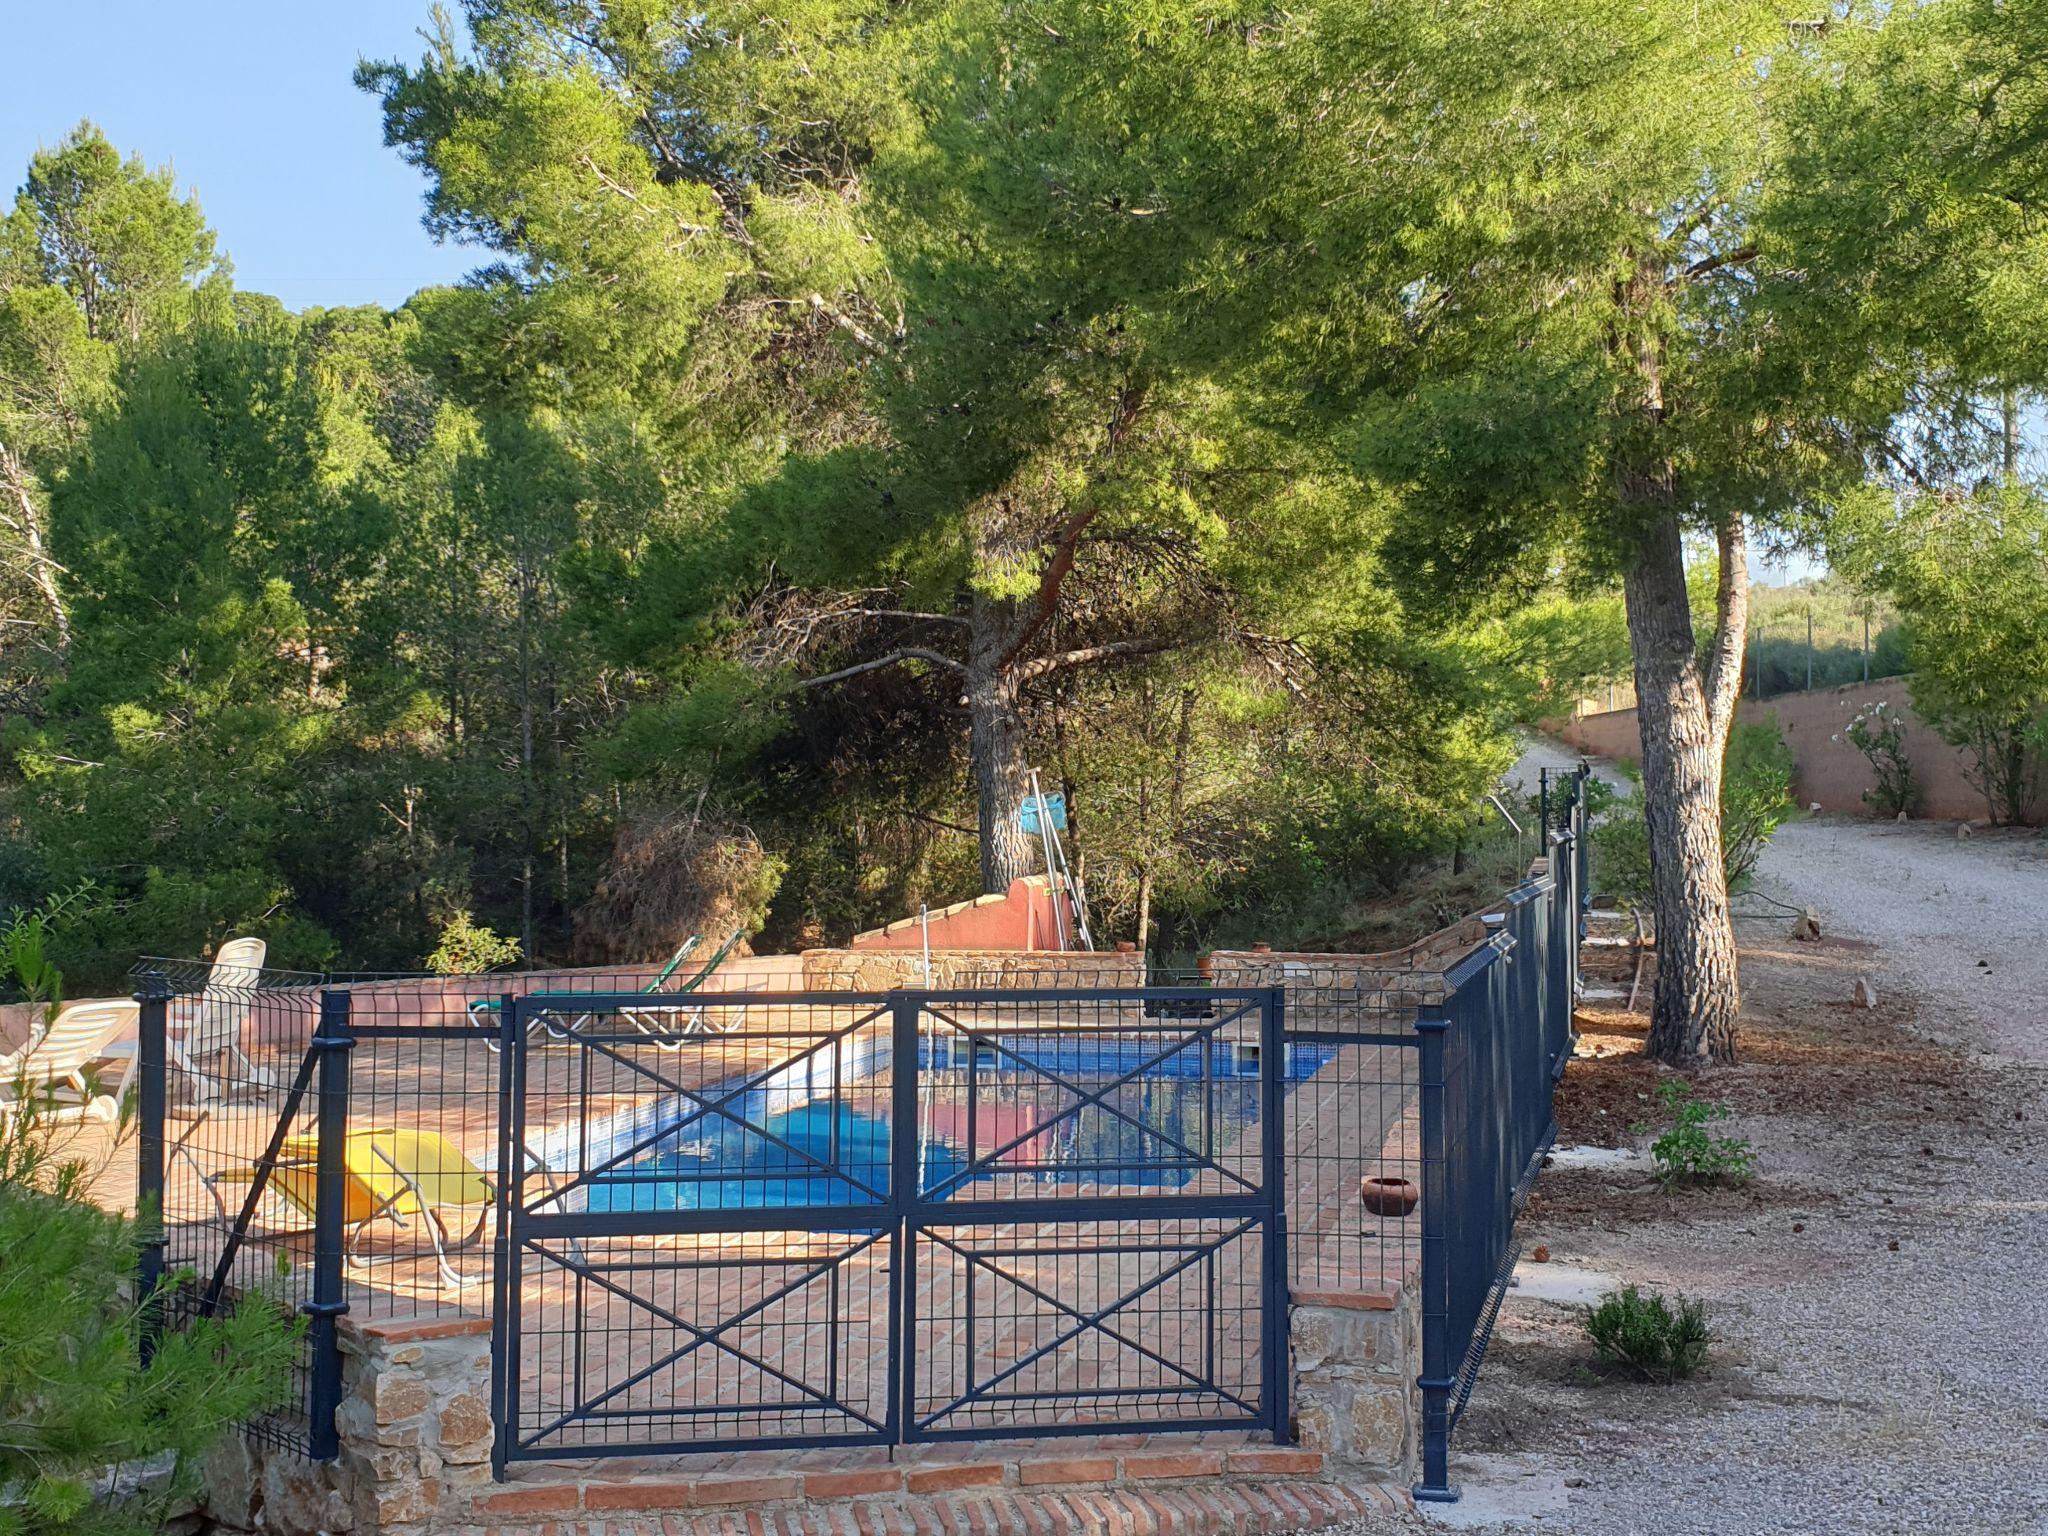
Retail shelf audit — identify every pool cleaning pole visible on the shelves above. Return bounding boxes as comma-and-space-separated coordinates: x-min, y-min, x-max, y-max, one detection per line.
1029, 769, 1070, 950
918, 903, 933, 1190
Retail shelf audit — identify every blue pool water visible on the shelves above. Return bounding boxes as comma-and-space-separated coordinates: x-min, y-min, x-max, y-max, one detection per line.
583, 1035, 1332, 1213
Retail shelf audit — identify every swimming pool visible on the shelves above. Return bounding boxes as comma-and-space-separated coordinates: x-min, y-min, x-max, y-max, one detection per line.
583, 1033, 1333, 1213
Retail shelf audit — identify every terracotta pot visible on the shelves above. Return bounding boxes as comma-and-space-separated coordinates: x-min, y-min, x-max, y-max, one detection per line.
1359, 1175, 1420, 1217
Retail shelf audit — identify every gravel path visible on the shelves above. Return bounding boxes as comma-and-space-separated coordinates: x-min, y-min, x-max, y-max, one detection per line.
1308, 793, 2048, 1536
1754, 816, 2048, 1067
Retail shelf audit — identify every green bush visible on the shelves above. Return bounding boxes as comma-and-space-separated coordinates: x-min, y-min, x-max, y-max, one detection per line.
426, 909, 524, 976
1591, 718, 1795, 902
1584, 1286, 1712, 1381
1634, 1077, 1754, 1188
1721, 718, 1797, 889
1840, 699, 1917, 817
0, 905, 298, 1536
1834, 484, 2048, 825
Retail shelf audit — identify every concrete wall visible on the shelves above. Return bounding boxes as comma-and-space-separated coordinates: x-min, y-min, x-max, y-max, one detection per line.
1557, 678, 1993, 821
849, 877, 1070, 951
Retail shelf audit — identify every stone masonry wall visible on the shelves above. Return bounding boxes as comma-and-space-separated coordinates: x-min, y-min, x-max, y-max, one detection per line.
1204, 916, 1490, 1030
202, 1312, 1411, 1536
799, 946, 1146, 991
1288, 1290, 1421, 1481
202, 1315, 496, 1536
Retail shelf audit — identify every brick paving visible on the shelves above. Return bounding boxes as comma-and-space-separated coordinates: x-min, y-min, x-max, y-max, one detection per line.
467, 1476, 1409, 1535
462, 1434, 1407, 1536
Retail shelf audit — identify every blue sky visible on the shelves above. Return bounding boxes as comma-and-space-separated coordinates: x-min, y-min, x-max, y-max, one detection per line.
1, 1, 478, 312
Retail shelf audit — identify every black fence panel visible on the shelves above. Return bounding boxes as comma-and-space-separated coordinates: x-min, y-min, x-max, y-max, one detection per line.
1413, 776, 1590, 1502
490, 988, 1287, 1468
133, 956, 329, 1455
131, 780, 1587, 1487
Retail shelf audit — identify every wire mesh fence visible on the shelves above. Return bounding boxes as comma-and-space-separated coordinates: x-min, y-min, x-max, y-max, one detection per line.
131, 781, 1587, 1478
137, 955, 326, 1452
1413, 768, 1589, 1500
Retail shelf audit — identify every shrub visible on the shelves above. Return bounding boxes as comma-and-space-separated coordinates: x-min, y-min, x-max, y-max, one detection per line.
1721, 718, 1797, 889
1634, 1077, 1754, 1188
426, 909, 523, 975
0, 910, 297, 1536
1839, 699, 1916, 817
1589, 718, 1795, 902
1584, 1287, 1712, 1381
1834, 484, 2048, 825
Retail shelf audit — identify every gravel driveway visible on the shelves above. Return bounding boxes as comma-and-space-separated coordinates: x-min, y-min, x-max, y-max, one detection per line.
1755, 816, 2048, 1067
1309, 792, 2048, 1536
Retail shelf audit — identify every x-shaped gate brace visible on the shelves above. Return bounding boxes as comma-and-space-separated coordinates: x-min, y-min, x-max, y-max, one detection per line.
513, 1229, 892, 1452
911, 1219, 1265, 1432
490, 987, 1289, 1472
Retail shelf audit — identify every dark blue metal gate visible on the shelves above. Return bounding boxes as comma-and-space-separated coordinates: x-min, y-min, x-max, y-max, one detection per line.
490, 987, 1286, 1471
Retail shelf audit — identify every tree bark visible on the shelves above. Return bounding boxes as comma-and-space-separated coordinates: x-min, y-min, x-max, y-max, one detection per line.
1624, 509, 1743, 1065
967, 589, 1038, 892
0, 438, 71, 658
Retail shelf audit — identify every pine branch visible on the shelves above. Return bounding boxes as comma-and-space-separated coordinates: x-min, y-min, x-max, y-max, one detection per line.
792, 648, 967, 689
1018, 635, 1184, 681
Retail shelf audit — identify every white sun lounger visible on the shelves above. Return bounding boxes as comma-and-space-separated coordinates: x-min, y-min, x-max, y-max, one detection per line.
0, 997, 139, 1122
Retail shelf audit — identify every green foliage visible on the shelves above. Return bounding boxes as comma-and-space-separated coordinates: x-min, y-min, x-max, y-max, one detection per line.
1721, 720, 1797, 892
1840, 699, 1917, 818
0, 1160, 297, 1536
1592, 720, 1794, 902
1835, 486, 2048, 825
0, 120, 224, 344
4, 0, 2044, 994
1590, 775, 1653, 907
1745, 580, 1907, 697
0, 897, 68, 1017
1583, 1287, 1712, 1383
426, 910, 523, 976
1634, 1078, 1754, 1190
0, 922, 294, 1536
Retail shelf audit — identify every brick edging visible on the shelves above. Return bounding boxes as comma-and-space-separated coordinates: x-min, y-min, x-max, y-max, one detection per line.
463, 1480, 1409, 1536
473, 1448, 1336, 1519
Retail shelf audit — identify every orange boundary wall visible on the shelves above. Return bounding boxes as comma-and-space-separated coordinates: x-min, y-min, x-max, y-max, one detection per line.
1556, 678, 1995, 821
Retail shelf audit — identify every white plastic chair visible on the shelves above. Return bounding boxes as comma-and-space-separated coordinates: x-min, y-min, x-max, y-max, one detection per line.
168, 937, 272, 1102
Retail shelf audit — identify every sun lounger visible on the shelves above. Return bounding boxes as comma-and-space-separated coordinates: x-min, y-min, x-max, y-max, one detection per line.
0, 998, 138, 1122
177, 1122, 495, 1288
167, 936, 272, 1103
468, 931, 751, 1049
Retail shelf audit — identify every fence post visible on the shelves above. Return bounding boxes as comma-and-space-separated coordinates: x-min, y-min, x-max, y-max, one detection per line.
1537, 767, 1549, 841
1574, 765, 1591, 938
304, 988, 355, 1461
134, 972, 170, 1366
888, 990, 921, 1445
1412, 997, 1457, 1503
490, 993, 519, 1482
1260, 986, 1289, 1443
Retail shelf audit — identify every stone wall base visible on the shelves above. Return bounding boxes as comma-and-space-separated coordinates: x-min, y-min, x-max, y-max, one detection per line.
203, 1296, 1419, 1536
1288, 1288, 1421, 1482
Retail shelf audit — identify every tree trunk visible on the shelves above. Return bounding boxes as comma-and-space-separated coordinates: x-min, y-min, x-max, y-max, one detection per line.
967, 590, 1037, 892
1624, 511, 1742, 1065
0, 439, 70, 658
516, 552, 538, 960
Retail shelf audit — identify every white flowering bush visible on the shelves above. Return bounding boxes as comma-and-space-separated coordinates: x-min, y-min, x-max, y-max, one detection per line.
1838, 700, 1915, 818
